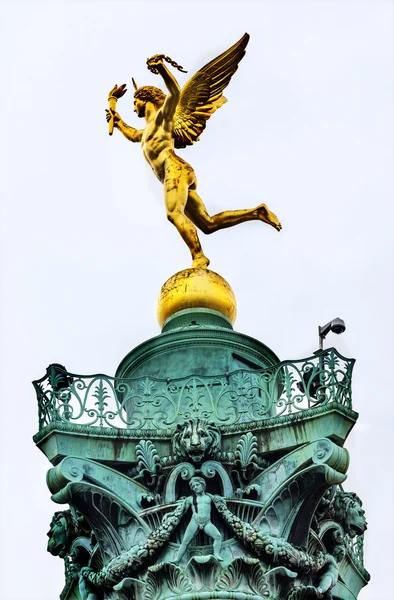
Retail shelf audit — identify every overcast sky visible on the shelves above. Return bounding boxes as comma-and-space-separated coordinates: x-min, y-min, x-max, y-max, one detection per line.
0, 2, 393, 599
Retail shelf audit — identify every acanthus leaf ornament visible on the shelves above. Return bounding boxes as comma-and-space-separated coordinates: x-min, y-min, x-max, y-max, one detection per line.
136, 439, 165, 496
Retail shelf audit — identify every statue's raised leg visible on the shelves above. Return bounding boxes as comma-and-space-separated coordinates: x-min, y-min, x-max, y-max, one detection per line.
186, 190, 282, 233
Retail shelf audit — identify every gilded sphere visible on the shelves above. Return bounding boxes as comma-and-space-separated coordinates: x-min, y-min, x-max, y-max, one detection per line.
157, 268, 237, 327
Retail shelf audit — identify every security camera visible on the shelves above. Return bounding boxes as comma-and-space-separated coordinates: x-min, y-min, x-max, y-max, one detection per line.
330, 318, 346, 335
318, 317, 346, 350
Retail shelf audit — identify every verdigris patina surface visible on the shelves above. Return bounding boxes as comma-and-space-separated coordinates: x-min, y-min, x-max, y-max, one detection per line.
34, 308, 369, 600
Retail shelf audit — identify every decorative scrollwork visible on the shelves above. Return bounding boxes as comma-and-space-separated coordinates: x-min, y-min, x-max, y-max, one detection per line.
33, 348, 355, 432
163, 463, 196, 503
200, 460, 234, 497
344, 533, 366, 567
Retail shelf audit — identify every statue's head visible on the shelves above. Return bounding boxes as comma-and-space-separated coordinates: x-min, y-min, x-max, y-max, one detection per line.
189, 476, 206, 494
133, 86, 166, 117
333, 491, 367, 538
47, 508, 88, 558
47, 510, 74, 557
172, 418, 221, 463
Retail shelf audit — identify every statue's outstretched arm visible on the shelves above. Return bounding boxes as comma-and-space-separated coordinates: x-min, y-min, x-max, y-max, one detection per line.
116, 117, 143, 142
106, 109, 143, 142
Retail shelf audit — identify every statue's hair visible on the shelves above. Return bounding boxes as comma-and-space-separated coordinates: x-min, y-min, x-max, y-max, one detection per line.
49, 508, 87, 538
50, 510, 75, 533
333, 491, 362, 523
189, 476, 206, 490
134, 86, 166, 108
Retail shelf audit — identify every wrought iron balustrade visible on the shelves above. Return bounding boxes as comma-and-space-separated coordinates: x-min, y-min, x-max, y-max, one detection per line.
33, 348, 354, 432
344, 533, 366, 569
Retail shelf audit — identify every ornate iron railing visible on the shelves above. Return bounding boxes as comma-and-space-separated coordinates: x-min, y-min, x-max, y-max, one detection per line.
344, 533, 366, 568
33, 348, 354, 432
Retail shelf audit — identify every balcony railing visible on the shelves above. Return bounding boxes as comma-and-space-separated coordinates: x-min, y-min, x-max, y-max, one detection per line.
33, 348, 354, 432
344, 533, 367, 569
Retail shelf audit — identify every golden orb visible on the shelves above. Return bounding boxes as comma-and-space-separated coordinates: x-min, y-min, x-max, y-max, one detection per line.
157, 268, 237, 328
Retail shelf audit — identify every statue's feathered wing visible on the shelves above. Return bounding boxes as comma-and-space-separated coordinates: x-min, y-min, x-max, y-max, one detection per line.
173, 33, 249, 149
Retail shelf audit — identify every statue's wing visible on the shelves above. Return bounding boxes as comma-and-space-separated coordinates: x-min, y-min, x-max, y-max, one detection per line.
173, 33, 249, 149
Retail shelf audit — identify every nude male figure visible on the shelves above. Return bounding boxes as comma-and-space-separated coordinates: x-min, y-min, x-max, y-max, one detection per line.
106, 37, 281, 268
173, 476, 223, 563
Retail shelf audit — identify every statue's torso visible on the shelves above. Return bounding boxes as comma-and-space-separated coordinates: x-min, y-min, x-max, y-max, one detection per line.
191, 493, 212, 524
141, 120, 189, 183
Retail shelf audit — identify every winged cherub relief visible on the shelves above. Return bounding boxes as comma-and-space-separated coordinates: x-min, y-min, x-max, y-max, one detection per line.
106, 34, 281, 269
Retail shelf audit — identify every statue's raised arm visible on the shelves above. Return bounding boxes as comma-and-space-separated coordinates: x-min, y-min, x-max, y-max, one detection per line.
146, 55, 182, 125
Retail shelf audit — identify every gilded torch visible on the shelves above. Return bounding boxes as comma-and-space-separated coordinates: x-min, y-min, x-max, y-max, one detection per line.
107, 84, 127, 136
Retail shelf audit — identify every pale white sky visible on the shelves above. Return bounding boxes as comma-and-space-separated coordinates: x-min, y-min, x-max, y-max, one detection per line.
0, 2, 393, 599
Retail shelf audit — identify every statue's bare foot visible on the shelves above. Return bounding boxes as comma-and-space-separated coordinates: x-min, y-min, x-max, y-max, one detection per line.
257, 204, 282, 231
192, 254, 210, 269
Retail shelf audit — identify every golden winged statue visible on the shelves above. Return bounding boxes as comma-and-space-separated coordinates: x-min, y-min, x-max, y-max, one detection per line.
106, 33, 281, 269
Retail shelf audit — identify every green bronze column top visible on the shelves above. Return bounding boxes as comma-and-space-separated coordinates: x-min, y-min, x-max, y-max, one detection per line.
115, 315, 281, 381
161, 308, 234, 332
